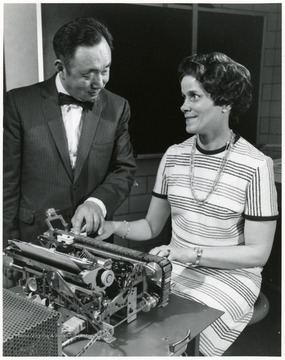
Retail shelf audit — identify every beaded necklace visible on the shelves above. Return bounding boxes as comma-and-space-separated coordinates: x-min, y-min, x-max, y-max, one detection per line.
189, 130, 235, 204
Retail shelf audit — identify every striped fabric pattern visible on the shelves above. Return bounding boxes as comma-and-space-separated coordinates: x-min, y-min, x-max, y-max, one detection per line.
170, 262, 261, 356
153, 135, 279, 248
152, 135, 278, 356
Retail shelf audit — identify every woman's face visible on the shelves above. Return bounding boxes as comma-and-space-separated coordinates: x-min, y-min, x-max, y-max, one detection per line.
180, 75, 226, 135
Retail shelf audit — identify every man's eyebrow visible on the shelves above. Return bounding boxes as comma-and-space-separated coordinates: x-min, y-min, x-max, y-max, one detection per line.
84, 63, 111, 73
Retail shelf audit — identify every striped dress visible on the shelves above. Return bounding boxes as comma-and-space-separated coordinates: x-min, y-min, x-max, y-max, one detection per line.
153, 134, 279, 356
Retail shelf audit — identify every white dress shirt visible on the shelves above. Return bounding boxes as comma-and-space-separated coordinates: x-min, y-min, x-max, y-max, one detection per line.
56, 74, 107, 218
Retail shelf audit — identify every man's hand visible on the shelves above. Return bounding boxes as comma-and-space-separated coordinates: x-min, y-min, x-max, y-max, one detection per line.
72, 201, 105, 235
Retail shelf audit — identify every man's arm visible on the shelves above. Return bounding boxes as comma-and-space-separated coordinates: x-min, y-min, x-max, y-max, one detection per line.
72, 99, 136, 234
3, 91, 22, 247
91, 99, 137, 213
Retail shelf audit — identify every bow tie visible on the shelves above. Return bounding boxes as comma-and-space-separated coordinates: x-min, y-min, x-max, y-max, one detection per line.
58, 93, 94, 111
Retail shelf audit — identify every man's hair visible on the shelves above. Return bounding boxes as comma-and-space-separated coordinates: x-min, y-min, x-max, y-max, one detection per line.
178, 52, 253, 126
53, 17, 113, 68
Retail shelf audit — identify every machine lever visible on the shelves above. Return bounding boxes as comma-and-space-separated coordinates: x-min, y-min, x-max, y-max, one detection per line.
168, 329, 191, 356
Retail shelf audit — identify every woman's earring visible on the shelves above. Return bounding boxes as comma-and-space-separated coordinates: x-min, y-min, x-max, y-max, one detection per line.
222, 105, 231, 113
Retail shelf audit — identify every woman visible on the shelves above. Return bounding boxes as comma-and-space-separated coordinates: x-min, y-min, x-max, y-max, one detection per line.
95, 52, 278, 356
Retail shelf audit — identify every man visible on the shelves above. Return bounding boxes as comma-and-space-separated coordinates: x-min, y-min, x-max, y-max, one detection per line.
3, 17, 136, 247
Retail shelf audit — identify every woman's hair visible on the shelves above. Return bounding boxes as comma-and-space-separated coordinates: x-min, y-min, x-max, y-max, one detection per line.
178, 52, 253, 126
53, 17, 113, 69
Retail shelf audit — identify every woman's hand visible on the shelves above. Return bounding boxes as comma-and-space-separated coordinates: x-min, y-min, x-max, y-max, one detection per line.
149, 245, 171, 258
150, 245, 194, 263
94, 221, 115, 240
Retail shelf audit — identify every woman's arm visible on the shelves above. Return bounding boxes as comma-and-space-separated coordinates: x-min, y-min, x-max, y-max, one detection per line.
151, 219, 277, 269
95, 195, 171, 241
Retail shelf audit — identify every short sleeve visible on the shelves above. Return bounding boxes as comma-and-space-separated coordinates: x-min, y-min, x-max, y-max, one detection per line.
152, 151, 169, 198
244, 156, 279, 220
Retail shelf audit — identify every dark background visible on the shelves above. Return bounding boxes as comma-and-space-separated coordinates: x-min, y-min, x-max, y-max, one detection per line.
42, 4, 264, 155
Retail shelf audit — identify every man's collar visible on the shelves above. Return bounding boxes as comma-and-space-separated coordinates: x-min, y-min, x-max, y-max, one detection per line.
55, 73, 69, 95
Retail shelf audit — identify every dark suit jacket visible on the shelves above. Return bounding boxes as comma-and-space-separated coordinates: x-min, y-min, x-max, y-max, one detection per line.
3, 75, 136, 247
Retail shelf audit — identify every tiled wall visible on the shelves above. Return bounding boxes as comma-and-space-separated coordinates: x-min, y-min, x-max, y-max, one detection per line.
213, 3, 282, 145
260, 6, 281, 145
114, 157, 160, 222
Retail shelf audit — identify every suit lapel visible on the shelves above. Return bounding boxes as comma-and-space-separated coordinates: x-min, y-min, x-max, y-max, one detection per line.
40, 76, 103, 184
73, 100, 102, 183
41, 82, 73, 181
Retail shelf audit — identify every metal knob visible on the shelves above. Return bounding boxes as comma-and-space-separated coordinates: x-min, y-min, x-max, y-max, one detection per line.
141, 294, 159, 312
100, 270, 115, 287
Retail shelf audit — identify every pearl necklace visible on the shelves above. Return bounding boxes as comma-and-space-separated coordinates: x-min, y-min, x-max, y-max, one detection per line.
189, 130, 235, 204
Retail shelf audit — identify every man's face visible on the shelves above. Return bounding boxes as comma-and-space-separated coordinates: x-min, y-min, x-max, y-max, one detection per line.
59, 38, 111, 102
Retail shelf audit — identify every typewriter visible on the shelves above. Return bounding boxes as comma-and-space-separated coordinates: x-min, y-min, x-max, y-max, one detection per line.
3, 209, 172, 355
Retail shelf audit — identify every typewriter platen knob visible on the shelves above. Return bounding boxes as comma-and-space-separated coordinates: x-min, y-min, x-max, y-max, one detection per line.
27, 277, 38, 292
100, 270, 115, 287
